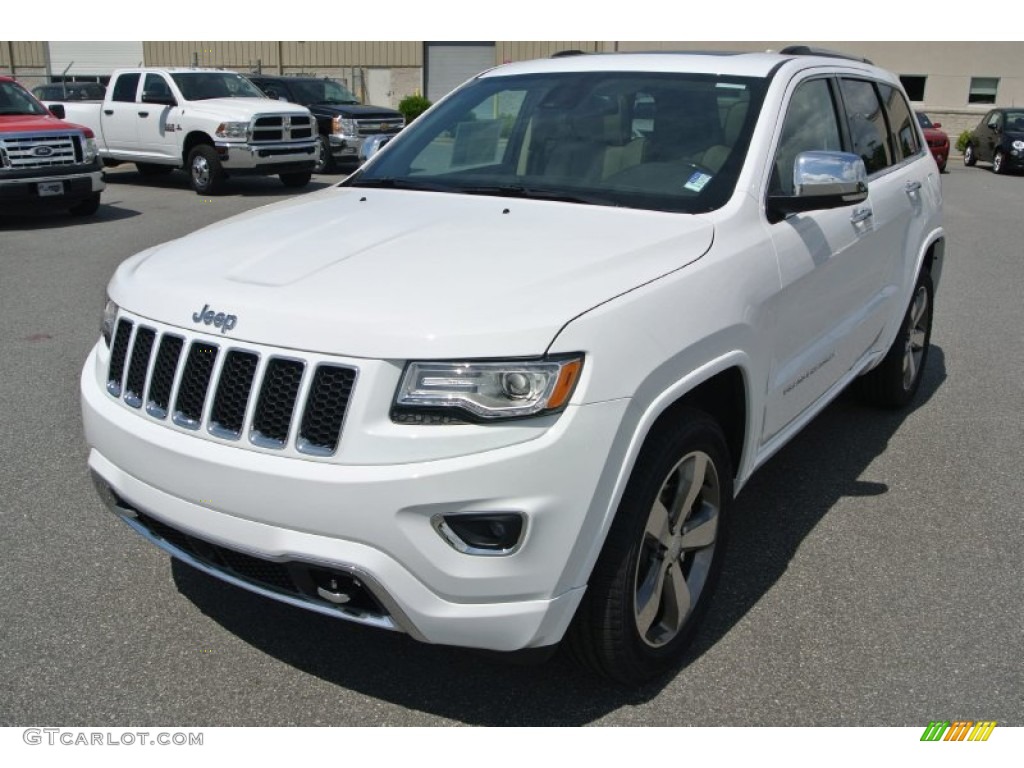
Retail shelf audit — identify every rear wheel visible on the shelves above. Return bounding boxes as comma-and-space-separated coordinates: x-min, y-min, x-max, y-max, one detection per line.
963, 144, 977, 166
568, 408, 732, 684
312, 136, 334, 174
857, 269, 933, 409
187, 145, 225, 195
280, 171, 312, 189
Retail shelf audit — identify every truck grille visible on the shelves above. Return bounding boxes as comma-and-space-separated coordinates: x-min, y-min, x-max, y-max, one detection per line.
105, 318, 356, 457
0, 133, 80, 168
355, 118, 405, 137
251, 114, 315, 143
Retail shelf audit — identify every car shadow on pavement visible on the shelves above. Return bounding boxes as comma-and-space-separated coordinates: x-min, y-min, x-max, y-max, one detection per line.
0, 202, 141, 231
102, 168, 334, 197
171, 347, 947, 726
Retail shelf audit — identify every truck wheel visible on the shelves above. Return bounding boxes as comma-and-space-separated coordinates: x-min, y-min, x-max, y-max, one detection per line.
313, 136, 334, 174
857, 269, 933, 409
68, 193, 101, 217
187, 145, 225, 195
567, 408, 732, 684
280, 171, 312, 189
136, 162, 173, 177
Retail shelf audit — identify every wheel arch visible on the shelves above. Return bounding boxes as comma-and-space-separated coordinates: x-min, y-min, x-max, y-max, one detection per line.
182, 131, 214, 166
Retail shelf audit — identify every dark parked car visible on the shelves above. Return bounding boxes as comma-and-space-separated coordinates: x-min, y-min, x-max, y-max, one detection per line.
247, 75, 404, 173
916, 112, 949, 172
31, 82, 106, 102
963, 108, 1024, 174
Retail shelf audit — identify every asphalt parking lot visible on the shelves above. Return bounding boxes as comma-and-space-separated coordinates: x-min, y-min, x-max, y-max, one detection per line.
0, 162, 1021, 726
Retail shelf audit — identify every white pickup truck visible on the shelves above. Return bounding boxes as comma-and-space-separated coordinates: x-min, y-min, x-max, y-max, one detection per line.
47, 68, 318, 194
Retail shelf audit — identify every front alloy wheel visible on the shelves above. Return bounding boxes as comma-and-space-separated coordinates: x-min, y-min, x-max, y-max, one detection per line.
567, 408, 733, 684
993, 150, 1005, 174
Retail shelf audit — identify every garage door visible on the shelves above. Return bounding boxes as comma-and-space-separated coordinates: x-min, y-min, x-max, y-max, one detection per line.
48, 42, 145, 78
425, 43, 496, 103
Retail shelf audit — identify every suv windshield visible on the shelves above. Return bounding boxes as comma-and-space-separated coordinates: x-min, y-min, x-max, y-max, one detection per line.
287, 79, 358, 105
170, 72, 265, 101
0, 80, 48, 116
352, 71, 765, 213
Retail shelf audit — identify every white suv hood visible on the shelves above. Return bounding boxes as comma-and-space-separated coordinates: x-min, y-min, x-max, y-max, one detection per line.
110, 187, 714, 359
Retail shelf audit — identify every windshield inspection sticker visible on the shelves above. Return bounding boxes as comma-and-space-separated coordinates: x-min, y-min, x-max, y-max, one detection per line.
684, 172, 713, 192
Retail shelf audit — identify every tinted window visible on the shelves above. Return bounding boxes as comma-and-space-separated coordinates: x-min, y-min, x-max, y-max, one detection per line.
170, 72, 265, 101
878, 84, 920, 161
143, 74, 174, 101
840, 78, 891, 174
770, 78, 842, 196
112, 73, 141, 103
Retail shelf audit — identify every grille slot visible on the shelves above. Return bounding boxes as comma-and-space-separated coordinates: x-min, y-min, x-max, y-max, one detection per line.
106, 319, 134, 396
298, 365, 356, 455
208, 351, 259, 440
172, 342, 219, 429
0, 134, 79, 169
251, 358, 305, 448
103, 319, 355, 456
123, 327, 156, 408
146, 335, 184, 419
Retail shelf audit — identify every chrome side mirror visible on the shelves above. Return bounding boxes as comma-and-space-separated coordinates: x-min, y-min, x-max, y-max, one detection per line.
767, 151, 868, 224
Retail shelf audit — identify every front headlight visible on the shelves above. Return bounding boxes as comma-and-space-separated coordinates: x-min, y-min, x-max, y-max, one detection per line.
393, 356, 584, 422
1012, 140, 1024, 151
215, 121, 250, 140
331, 116, 358, 136
101, 297, 119, 348
83, 137, 99, 163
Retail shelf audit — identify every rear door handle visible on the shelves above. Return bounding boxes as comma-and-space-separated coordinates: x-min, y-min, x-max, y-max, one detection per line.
103, 109, 114, 116
851, 207, 873, 224
138, 111, 149, 118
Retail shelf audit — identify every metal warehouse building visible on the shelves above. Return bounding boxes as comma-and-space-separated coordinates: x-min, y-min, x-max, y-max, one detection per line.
3, 41, 1022, 136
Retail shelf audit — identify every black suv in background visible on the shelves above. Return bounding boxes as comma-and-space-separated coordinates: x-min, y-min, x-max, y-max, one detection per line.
247, 75, 404, 173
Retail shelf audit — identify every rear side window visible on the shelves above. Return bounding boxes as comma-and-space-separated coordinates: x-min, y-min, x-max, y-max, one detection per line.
839, 78, 891, 174
112, 73, 140, 103
878, 83, 920, 161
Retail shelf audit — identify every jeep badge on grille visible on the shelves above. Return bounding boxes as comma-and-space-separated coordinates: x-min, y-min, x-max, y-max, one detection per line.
192, 303, 238, 334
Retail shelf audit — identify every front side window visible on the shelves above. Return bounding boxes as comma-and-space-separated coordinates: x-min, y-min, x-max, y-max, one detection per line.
111, 73, 140, 103
170, 73, 265, 101
143, 74, 174, 102
839, 78, 892, 174
770, 78, 842, 196
353, 71, 766, 214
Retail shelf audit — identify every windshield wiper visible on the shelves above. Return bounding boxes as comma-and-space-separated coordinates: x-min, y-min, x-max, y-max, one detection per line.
451, 184, 606, 206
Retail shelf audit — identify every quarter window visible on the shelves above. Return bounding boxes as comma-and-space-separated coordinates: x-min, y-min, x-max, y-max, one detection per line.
839, 78, 892, 174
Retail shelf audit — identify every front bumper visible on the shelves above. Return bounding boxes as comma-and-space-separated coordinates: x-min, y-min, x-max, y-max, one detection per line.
81, 341, 628, 651
0, 167, 104, 205
328, 132, 399, 159
214, 140, 317, 173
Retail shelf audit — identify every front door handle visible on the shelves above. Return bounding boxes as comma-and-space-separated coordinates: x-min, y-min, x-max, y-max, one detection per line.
851, 207, 873, 224
103, 109, 114, 116
138, 111, 149, 118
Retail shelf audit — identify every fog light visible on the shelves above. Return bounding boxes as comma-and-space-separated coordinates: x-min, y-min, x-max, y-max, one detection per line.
433, 513, 525, 555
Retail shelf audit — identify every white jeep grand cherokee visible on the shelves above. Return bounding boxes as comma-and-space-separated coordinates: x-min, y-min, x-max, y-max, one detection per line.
82, 48, 944, 684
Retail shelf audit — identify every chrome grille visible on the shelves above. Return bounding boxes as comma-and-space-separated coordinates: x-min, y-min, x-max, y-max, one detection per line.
0, 134, 79, 168
355, 118, 404, 137
251, 114, 315, 143
105, 319, 355, 457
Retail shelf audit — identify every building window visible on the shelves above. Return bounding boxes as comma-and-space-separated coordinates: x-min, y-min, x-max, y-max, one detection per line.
899, 75, 926, 101
969, 77, 999, 104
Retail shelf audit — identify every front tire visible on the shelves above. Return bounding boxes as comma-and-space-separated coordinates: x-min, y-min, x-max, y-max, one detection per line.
312, 136, 334, 174
857, 269, 933, 409
992, 150, 1006, 174
280, 171, 312, 189
568, 408, 732, 684
187, 145, 225, 195
963, 144, 977, 166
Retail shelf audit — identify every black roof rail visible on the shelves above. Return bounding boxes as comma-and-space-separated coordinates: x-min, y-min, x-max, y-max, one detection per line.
780, 45, 874, 65
551, 49, 587, 58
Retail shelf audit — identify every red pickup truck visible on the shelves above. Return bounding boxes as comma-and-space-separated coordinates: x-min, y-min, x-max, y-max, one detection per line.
0, 76, 104, 216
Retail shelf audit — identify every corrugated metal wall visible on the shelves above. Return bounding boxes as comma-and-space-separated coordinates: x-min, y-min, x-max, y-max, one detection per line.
142, 41, 420, 70
0, 41, 47, 69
